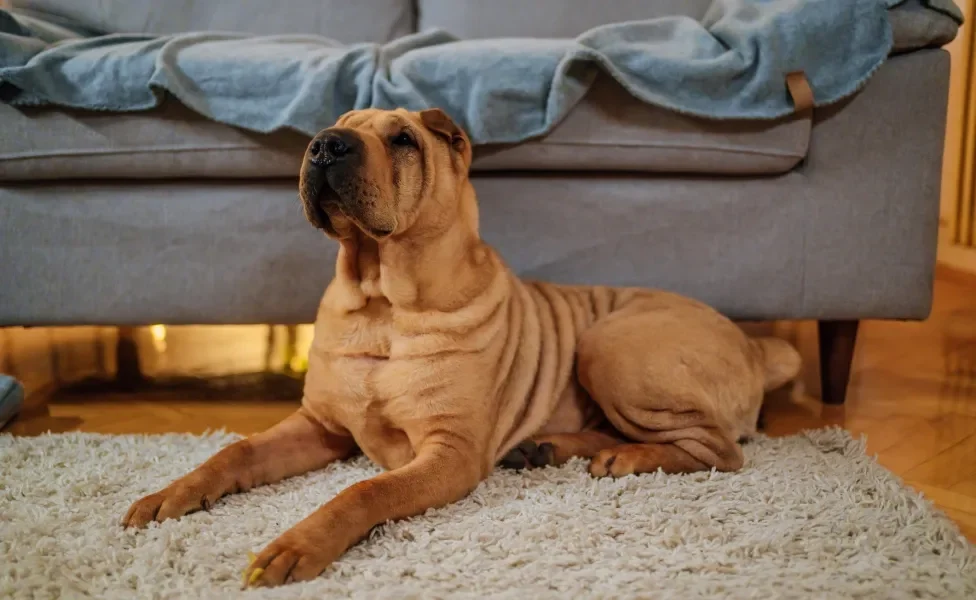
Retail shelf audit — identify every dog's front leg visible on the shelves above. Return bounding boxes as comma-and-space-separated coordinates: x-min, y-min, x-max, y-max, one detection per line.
243, 433, 484, 588
122, 407, 355, 528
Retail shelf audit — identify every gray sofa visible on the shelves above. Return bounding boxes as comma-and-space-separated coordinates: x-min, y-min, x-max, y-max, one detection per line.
0, 0, 960, 404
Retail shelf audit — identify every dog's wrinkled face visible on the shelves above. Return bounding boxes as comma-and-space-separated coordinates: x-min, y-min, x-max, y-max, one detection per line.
299, 108, 472, 240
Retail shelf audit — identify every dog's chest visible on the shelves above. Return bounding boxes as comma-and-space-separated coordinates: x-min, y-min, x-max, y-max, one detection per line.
311, 363, 426, 469
304, 304, 429, 470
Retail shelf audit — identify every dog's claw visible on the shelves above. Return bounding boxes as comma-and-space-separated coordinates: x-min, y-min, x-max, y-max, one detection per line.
241, 552, 261, 588
243, 567, 265, 589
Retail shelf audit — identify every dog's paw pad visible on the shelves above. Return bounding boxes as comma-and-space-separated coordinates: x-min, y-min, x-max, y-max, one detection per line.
498, 440, 555, 470
499, 443, 531, 470
533, 442, 555, 467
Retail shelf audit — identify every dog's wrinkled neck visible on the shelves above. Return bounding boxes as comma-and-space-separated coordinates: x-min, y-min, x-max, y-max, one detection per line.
328, 186, 494, 314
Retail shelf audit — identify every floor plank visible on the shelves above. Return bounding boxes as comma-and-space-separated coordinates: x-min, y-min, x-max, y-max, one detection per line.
874, 416, 976, 474
940, 508, 976, 542
903, 433, 976, 490
907, 481, 976, 516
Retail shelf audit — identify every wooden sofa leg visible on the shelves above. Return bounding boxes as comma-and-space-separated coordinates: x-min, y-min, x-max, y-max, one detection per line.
817, 320, 859, 405
115, 326, 146, 390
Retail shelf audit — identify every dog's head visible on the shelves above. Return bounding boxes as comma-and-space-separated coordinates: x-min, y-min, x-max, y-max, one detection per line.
299, 108, 473, 240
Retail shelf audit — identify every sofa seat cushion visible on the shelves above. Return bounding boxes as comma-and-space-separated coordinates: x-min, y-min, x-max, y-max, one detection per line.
0, 100, 308, 181
0, 75, 811, 181
473, 75, 810, 175
9, 0, 415, 44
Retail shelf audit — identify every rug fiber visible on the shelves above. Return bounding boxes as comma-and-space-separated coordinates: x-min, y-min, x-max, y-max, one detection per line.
1, 429, 974, 599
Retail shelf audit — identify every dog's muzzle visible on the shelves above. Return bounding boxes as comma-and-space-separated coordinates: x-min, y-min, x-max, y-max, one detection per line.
300, 128, 363, 232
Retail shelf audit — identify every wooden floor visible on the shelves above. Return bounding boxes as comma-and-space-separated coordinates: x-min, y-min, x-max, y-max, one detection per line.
2, 269, 976, 542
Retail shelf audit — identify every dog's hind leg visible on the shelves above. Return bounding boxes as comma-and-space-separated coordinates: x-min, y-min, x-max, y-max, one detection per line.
573, 295, 774, 477
587, 430, 744, 477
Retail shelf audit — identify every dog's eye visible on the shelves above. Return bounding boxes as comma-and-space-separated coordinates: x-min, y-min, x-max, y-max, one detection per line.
391, 131, 416, 148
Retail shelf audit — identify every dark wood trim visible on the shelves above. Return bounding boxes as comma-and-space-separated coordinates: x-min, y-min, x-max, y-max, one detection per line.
818, 320, 859, 405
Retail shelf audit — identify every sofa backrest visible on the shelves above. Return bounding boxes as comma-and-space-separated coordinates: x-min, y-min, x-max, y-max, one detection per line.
8, 0, 415, 43
417, 0, 712, 39
10, 0, 716, 43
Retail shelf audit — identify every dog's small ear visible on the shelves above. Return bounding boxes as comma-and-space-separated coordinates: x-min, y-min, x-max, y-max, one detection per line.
419, 108, 464, 147
419, 108, 472, 168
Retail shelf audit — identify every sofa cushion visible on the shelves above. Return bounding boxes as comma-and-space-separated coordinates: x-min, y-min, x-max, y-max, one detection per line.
0, 75, 811, 181
473, 76, 810, 175
0, 100, 308, 181
8, 0, 415, 43
889, 0, 961, 52
418, 0, 960, 51
418, 0, 712, 39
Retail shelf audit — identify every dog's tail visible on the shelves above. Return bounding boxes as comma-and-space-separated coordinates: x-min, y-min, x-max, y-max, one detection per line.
751, 337, 802, 392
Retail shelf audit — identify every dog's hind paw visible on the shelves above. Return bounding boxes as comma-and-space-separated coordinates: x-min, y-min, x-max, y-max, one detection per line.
498, 440, 555, 470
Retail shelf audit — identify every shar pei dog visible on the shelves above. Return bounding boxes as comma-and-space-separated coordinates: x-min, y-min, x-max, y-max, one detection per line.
123, 108, 800, 588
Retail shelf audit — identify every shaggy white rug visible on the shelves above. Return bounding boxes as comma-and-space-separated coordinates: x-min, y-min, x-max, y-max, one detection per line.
1, 429, 974, 599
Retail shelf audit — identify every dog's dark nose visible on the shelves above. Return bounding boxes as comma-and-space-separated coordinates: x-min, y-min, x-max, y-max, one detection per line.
308, 130, 358, 167
325, 136, 348, 157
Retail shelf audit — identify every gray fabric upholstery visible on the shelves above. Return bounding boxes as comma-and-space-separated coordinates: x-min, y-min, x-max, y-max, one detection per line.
9, 0, 960, 50
418, 0, 712, 39
421, 0, 958, 51
0, 101, 308, 181
0, 75, 810, 181
473, 75, 809, 175
889, 0, 961, 52
0, 51, 949, 325
8, 0, 415, 43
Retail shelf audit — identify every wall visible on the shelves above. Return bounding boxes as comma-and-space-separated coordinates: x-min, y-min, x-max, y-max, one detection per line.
939, 0, 976, 274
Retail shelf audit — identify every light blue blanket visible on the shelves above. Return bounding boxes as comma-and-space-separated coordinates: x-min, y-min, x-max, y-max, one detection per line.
0, 0, 961, 145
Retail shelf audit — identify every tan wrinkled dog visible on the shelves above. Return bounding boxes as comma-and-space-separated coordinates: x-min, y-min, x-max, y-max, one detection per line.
123, 108, 801, 588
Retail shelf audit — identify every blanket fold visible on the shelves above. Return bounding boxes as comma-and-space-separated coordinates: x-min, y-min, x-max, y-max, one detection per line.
0, 0, 963, 145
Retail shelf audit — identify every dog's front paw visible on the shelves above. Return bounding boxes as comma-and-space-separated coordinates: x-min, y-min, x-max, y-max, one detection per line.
121, 485, 216, 529
243, 529, 337, 588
